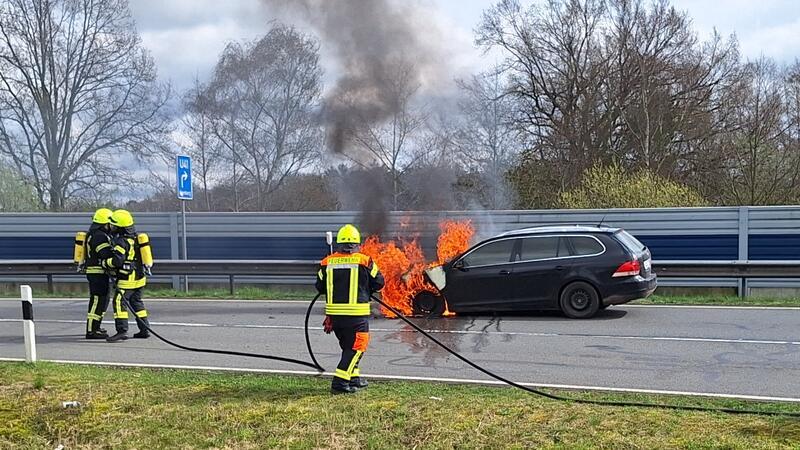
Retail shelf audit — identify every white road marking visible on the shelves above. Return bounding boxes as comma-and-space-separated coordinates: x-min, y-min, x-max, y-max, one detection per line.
623, 304, 800, 311
1, 318, 798, 346
1, 357, 798, 404
2, 297, 800, 310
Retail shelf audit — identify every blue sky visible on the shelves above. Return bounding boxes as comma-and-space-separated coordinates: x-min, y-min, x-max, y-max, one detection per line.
128, 0, 800, 93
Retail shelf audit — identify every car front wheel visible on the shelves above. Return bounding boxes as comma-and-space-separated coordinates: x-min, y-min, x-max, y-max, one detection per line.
413, 291, 445, 317
559, 281, 600, 319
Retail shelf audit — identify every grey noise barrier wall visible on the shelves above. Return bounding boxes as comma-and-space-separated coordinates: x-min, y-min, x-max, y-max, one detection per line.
1, 206, 799, 296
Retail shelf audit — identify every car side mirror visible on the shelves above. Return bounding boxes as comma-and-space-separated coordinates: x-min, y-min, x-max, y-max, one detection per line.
453, 259, 466, 271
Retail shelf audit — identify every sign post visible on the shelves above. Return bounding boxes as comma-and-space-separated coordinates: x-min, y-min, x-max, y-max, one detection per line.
177, 155, 193, 292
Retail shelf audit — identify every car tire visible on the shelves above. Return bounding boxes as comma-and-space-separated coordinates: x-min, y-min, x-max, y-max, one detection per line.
413, 291, 445, 317
559, 281, 600, 319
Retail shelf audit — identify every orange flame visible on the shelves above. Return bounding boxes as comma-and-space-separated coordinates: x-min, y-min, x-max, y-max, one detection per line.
437, 220, 475, 264
361, 220, 475, 318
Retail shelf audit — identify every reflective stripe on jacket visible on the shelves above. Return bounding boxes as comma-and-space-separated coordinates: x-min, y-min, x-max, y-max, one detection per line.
105, 235, 147, 289
316, 252, 384, 316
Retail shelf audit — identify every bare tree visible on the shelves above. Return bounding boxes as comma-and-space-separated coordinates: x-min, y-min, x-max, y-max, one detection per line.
477, 0, 612, 192
605, 0, 738, 178
478, 0, 746, 207
0, 0, 170, 209
182, 78, 221, 211
717, 59, 800, 205
204, 25, 323, 210
453, 67, 521, 207
346, 61, 426, 210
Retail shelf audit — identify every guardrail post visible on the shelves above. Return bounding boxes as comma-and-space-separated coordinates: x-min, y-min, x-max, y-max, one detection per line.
229, 275, 235, 296
20, 285, 36, 363
737, 206, 749, 299
738, 206, 749, 262
46, 274, 54, 294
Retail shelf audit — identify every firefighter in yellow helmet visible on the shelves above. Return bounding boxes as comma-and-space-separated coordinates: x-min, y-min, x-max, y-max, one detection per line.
83, 208, 114, 339
316, 224, 384, 394
104, 209, 151, 342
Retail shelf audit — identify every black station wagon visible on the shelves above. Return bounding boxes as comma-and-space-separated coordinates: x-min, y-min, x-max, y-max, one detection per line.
417, 225, 657, 319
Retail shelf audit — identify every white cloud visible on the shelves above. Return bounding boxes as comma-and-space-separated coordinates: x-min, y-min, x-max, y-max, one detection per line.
130, 0, 270, 91
139, 20, 264, 91
740, 17, 800, 62
128, 0, 800, 96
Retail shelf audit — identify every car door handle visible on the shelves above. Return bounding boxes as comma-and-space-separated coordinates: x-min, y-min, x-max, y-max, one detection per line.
554, 265, 565, 271
499, 269, 511, 275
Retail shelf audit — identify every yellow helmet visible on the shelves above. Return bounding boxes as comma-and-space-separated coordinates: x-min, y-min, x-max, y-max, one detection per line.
336, 224, 361, 244
110, 209, 134, 228
92, 208, 113, 224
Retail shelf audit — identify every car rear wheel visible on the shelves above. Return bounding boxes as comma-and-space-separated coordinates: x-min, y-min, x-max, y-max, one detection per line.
413, 291, 445, 317
559, 281, 600, 319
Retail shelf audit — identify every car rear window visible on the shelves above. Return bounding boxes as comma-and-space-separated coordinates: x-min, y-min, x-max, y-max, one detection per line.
518, 236, 561, 261
569, 236, 604, 256
614, 230, 645, 253
462, 239, 515, 267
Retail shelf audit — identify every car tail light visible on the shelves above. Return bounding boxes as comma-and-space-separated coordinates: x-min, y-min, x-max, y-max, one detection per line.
613, 260, 640, 278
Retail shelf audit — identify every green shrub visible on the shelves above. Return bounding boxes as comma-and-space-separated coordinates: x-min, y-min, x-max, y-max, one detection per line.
0, 166, 41, 211
559, 163, 707, 209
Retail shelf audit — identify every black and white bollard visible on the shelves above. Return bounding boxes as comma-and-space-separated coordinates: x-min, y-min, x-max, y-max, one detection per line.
20, 285, 36, 363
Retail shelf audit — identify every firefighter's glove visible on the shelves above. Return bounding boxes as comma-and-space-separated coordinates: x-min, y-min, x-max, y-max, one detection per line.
323, 316, 333, 334
75, 263, 86, 273
143, 266, 152, 277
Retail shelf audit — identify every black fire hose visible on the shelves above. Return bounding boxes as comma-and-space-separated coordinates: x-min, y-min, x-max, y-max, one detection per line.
303, 293, 325, 371
122, 294, 325, 372
370, 295, 800, 418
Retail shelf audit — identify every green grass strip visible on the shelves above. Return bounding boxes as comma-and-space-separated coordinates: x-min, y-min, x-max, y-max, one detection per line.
633, 295, 800, 307
3, 286, 800, 307
0, 362, 798, 449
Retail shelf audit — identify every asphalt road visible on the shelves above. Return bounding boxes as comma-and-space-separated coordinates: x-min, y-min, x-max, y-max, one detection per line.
1, 299, 798, 401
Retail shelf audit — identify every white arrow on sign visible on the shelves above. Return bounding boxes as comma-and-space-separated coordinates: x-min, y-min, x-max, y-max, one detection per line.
181, 172, 188, 188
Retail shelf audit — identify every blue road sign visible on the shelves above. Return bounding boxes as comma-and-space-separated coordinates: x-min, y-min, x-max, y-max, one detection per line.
176, 155, 193, 200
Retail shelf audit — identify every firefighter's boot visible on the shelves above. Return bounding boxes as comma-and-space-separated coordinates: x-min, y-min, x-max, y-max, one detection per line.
331, 379, 357, 394
133, 317, 150, 339
350, 377, 368, 389
85, 330, 108, 340
106, 332, 128, 342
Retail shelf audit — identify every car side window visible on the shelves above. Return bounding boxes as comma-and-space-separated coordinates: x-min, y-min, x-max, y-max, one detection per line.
558, 237, 571, 257
569, 236, 604, 256
518, 236, 560, 261
461, 239, 515, 267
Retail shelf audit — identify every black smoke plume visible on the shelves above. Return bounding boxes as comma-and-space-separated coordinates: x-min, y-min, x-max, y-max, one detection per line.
263, 0, 440, 155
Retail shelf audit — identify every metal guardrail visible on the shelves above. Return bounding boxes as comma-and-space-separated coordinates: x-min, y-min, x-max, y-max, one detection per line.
653, 260, 800, 278
0, 259, 319, 294
0, 259, 319, 276
3, 259, 800, 296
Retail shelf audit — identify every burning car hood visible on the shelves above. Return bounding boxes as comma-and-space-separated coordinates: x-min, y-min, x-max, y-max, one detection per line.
424, 265, 447, 291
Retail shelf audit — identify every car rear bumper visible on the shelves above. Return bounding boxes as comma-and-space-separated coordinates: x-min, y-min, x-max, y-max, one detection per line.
603, 274, 657, 306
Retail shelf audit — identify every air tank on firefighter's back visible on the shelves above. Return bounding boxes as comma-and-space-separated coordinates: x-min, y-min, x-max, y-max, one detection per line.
137, 233, 154, 268
73, 231, 86, 266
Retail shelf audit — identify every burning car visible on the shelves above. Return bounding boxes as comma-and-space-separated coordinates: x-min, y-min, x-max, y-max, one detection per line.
420, 225, 657, 319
